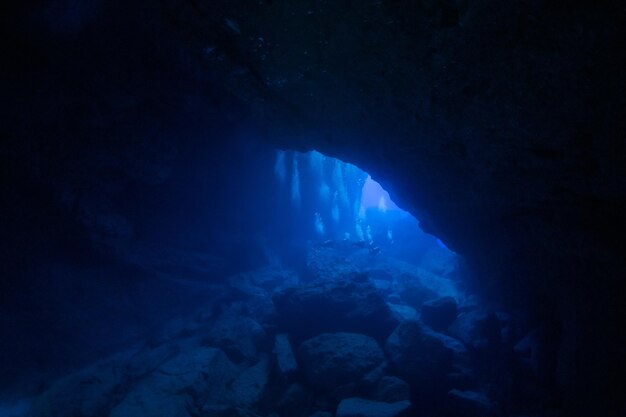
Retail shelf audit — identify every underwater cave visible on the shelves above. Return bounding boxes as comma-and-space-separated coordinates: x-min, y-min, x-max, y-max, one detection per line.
1, 1, 625, 417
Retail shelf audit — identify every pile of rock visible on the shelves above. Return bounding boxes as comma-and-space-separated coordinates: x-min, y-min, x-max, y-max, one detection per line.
26, 249, 519, 417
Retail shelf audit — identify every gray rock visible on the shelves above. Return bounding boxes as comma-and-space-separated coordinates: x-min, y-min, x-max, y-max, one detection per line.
231, 355, 271, 407
308, 412, 332, 417
430, 329, 471, 377
336, 398, 411, 417
228, 267, 300, 320
229, 266, 300, 294
445, 371, 474, 390
298, 333, 385, 392
273, 277, 398, 342
110, 347, 237, 417
30, 351, 134, 417
160, 317, 201, 340
304, 245, 360, 282
277, 383, 314, 417
123, 343, 180, 377
374, 376, 411, 403
385, 321, 468, 389
386, 303, 419, 322
446, 389, 495, 417
207, 310, 267, 363
421, 296, 458, 331
360, 361, 388, 388
199, 405, 263, 417
109, 376, 192, 417
330, 382, 359, 402
274, 333, 298, 376
380, 260, 457, 307
514, 324, 560, 383
449, 310, 508, 351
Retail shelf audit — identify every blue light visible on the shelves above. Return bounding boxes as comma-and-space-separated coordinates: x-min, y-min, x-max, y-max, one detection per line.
360, 175, 402, 212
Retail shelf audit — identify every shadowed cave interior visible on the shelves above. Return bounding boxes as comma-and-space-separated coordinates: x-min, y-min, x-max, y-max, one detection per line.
1, 1, 625, 417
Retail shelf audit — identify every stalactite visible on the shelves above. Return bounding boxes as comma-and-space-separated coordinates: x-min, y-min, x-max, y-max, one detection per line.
314, 212, 325, 236
274, 150, 286, 184
308, 150, 325, 179
331, 192, 340, 223
332, 160, 349, 208
355, 219, 364, 241
291, 156, 300, 207
319, 182, 330, 203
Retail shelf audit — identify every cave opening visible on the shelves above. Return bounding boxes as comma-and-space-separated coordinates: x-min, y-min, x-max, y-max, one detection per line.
270, 149, 461, 288
2, 1, 625, 415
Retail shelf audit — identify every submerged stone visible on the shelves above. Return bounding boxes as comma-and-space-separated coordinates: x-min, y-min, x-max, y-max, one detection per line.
446, 389, 495, 417
273, 276, 398, 342
231, 355, 271, 407
387, 302, 419, 322
360, 360, 388, 388
110, 347, 237, 417
207, 311, 267, 363
336, 398, 411, 417
421, 296, 458, 331
274, 333, 298, 376
385, 320, 468, 391
308, 412, 333, 417
449, 310, 508, 351
374, 376, 411, 403
30, 351, 134, 417
298, 333, 385, 392
277, 383, 314, 417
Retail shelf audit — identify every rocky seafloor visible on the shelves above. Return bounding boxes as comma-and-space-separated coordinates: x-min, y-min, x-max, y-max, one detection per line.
17, 243, 551, 417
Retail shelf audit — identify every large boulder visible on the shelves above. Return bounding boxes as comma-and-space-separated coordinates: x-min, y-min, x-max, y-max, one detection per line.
273, 275, 398, 342
336, 398, 411, 417
384, 321, 469, 391
514, 324, 561, 385
379, 259, 458, 308
305, 245, 365, 282
449, 310, 510, 350
30, 351, 134, 417
298, 333, 385, 392
229, 266, 300, 294
277, 383, 314, 417
228, 267, 301, 321
374, 376, 411, 403
308, 412, 333, 417
274, 333, 298, 377
109, 376, 192, 417
387, 303, 419, 322
206, 308, 268, 363
123, 343, 182, 377
29, 344, 186, 417
110, 347, 237, 417
230, 355, 271, 407
445, 389, 495, 417
421, 297, 458, 331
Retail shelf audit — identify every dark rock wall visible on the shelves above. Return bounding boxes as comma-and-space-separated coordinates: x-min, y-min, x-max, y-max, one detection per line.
2, 0, 625, 414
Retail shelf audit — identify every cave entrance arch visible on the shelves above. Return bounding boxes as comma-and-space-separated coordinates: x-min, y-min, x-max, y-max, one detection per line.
271, 149, 460, 285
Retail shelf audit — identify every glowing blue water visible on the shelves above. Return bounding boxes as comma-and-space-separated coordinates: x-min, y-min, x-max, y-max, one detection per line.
273, 150, 456, 275
291, 157, 301, 207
